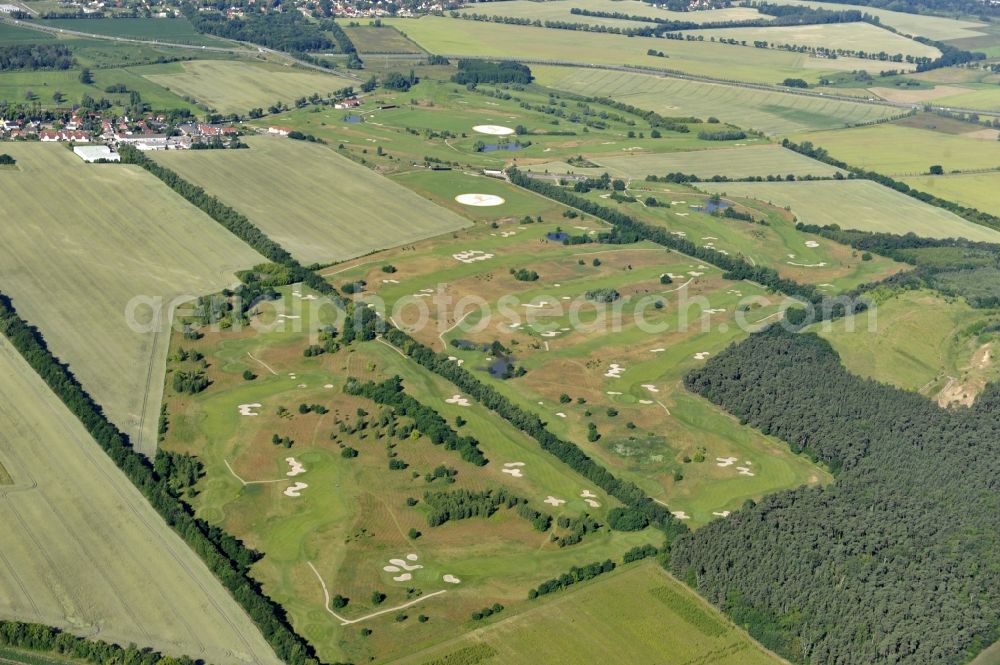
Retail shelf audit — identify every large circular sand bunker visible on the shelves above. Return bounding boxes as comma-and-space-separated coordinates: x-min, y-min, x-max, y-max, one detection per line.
456, 193, 506, 207
473, 124, 515, 136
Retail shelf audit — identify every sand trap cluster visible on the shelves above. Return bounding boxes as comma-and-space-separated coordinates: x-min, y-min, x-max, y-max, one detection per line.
285, 457, 306, 477
604, 363, 625, 378
453, 249, 495, 263
580, 490, 601, 508
502, 462, 525, 478
641, 384, 659, 393
804, 240, 820, 248
384, 554, 423, 582
544, 496, 566, 507
447, 355, 466, 366
443, 574, 461, 584
672, 511, 691, 520
238, 403, 262, 416
473, 124, 514, 135
694, 352, 711, 360
456, 193, 506, 207
445, 394, 471, 407
284, 482, 308, 497
737, 465, 755, 477
716, 456, 738, 467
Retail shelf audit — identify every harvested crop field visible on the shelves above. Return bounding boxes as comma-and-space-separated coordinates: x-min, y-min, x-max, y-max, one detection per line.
699, 179, 1000, 242
142, 60, 355, 115
0, 335, 279, 665
535, 66, 905, 135
153, 136, 471, 265
0, 142, 263, 455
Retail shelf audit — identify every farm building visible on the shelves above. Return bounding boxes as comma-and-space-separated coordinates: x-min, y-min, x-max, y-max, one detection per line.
73, 145, 120, 162
268, 126, 292, 136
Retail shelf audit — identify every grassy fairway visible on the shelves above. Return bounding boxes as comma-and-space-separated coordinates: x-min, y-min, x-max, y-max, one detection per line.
901, 173, 1000, 217
536, 66, 905, 135
0, 143, 263, 455
817, 290, 1000, 405
386, 16, 880, 84
161, 284, 662, 663
682, 23, 939, 59
390, 561, 782, 665
153, 136, 471, 265
699, 179, 1000, 242
0, 336, 278, 665
789, 124, 1000, 175
141, 60, 355, 114
586, 144, 844, 179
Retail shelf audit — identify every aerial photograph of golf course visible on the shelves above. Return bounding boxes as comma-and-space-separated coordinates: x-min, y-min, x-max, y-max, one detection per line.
0, 0, 998, 663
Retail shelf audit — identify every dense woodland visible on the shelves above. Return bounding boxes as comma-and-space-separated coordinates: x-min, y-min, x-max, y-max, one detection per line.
0, 44, 74, 71
451, 59, 533, 85
673, 326, 1000, 663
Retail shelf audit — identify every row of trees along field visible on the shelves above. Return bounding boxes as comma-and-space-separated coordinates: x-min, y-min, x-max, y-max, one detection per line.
0, 292, 321, 665
0, 45, 74, 71
0, 620, 198, 665
672, 325, 1000, 664
344, 376, 488, 466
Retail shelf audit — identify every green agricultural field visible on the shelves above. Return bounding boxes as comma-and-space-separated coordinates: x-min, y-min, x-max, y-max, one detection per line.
386, 16, 885, 85
152, 136, 471, 265
0, 142, 263, 455
0, 65, 197, 113
141, 60, 355, 115
680, 22, 940, 59
901, 172, 1000, 218
455, 0, 764, 26
39, 16, 233, 46
0, 21, 55, 43
0, 335, 279, 665
160, 283, 663, 664
932, 84, 1000, 112
535, 66, 906, 135
760, 0, 988, 41
342, 25, 425, 53
586, 144, 844, 179
789, 124, 1000, 175
391, 562, 782, 665
699, 179, 1000, 242
817, 290, 1000, 406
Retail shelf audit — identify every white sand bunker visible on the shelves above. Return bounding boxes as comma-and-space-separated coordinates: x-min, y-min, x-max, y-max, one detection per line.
737, 466, 755, 477
650, 348, 666, 353
717, 457, 738, 467
694, 352, 711, 360
384, 556, 423, 573
382, 278, 400, 284
238, 403, 262, 416
456, 193, 506, 207
607, 391, 622, 395
584, 499, 600, 508
285, 457, 306, 477
502, 462, 525, 478
473, 124, 514, 135
447, 355, 466, 366
688, 271, 704, 277
443, 574, 461, 584
284, 482, 308, 497
324, 384, 334, 389
393, 573, 412, 582
805, 240, 820, 248
556, 412, 567, 418
446, 394, 471, 407
502, 468, 524, 478
454, 249, 495, 263
672, 511, 691, 520
605, 363, 625, 378
544, 496, 566, 507
522, 301, 551, 309
641, 384, 659, 393
581, 489, 597, 498
639, 399, 653, 405
712, 510, 731, 517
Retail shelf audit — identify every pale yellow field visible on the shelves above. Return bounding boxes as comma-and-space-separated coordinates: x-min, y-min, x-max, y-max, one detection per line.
0, 335, 279, 664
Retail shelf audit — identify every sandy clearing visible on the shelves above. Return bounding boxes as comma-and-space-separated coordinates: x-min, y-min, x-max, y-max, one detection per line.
283, 482, 308, 497
584, 498, 601, 508
392, 573, 412, 582
502, 468, 524, 478
285, 457, 306, 477
473, 124, 514, 135
453, 249, 495, 263
455, 193, 506, 207
238, 403, 262, 416
641, 384, 659, 393
737, 467, 755, 477
604, 363, 625, 378
804, 240, 820, 248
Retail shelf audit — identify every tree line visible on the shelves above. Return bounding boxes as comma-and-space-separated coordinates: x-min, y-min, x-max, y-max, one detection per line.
0, 620, 197, 665
451, 59, 533, 85
673, 325, 1000, 663
344, 375, 488, 466
0, 44, 74, 71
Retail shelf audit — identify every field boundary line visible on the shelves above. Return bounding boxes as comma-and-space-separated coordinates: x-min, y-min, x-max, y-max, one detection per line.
307, 562, 447, 625
223, 459, 285, 486
246, 352, 278, 375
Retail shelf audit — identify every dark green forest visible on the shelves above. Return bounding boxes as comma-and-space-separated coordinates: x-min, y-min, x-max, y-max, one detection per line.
672, 326, 999, 663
